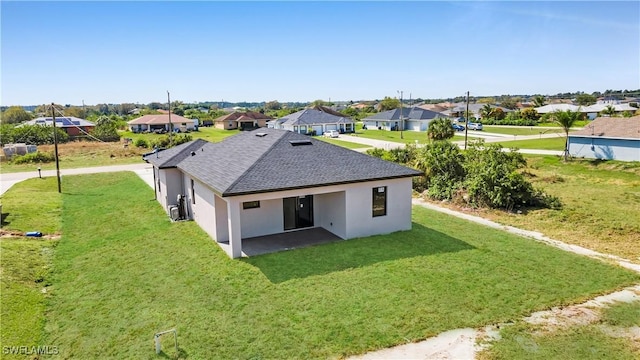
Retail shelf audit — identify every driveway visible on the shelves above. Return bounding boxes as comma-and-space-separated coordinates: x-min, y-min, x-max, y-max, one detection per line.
1, 163, 154, 195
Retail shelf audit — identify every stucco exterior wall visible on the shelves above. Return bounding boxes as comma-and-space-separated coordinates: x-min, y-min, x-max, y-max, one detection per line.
188, 176, 218, 242
569, 137, 640, 162
240, 198, 283, 238
344, 177, 413, 239
315, 191, 347, 238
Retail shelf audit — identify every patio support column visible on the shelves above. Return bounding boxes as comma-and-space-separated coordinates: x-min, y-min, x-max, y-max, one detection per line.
227, 199, 242, 258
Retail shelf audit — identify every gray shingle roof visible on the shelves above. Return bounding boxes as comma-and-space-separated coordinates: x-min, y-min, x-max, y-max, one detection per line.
363, 107, 447, 121
144, 139, 209, 168
278, 109, 353, 126
175, 128, 421, 196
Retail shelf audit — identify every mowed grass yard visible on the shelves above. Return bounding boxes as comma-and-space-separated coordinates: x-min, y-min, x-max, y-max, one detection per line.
1, 173, 637, 358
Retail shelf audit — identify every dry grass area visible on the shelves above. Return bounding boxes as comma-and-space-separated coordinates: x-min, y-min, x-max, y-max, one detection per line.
424, 156, 640, 261
1, 141, 146, 173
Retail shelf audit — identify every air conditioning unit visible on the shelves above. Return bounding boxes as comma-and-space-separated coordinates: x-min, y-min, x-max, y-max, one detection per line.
169, 205, 180, 221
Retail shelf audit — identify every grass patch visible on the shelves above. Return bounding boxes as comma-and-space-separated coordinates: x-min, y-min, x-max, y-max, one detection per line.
37, 172, 638, 358
601, 301, 640, 327
538, 120, 590, 127
352, 128, 430, 144
0, 177, 62, 235
0, 237, 56, 359
479, 322, 638, 360
314, 136, 371, 149
119, 126, 238, 144
482, 126, 565, 136
495, 136, 566, 151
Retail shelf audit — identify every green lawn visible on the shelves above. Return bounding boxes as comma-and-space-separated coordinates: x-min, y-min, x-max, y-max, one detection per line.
0, 177, 62, 234
0, 238, 56, 360
16, 172, 633, 358
119, 126, 239, 144
353, 128, 430, 145
314, 136, 371, 149
482, 126, 565, 136
495, 136, 566, 151
538, 120, 590, 127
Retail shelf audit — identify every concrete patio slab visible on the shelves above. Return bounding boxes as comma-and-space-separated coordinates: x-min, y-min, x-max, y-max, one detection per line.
240, 227, 343, 256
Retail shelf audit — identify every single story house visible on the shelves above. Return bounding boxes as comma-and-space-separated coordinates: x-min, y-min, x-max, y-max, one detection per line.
213, 111, 272, 130
128, 114, 196, 133
362, 106, 448, 131
268, 108, 354, 135
22, 116, 95, 137
534, 104, 583, 114
568, 116, 640, 162
582, 103, 637, 120
442, 104, 513, 120
144, 128, 422, 258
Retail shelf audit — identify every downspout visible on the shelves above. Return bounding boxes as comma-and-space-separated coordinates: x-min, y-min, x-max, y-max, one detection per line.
152, 166, 158, 200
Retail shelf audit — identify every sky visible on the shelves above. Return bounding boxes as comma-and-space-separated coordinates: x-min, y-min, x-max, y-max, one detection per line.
1, 1, 639, 106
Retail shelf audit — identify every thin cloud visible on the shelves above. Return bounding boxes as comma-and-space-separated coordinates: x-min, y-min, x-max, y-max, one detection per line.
506, 8, 638, 32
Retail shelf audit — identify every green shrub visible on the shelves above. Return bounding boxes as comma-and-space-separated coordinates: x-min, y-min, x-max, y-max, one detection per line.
149, 133, 193, 149
414, 141, 465, 200
134, 138, 149, 148
12, 151, 56, 164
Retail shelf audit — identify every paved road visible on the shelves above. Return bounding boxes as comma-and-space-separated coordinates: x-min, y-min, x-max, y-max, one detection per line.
1, 163, 154, 195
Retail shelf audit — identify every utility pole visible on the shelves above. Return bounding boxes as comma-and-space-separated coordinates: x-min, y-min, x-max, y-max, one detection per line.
167, 91, 173, 147
397, 90, 404, 139
464, 91, 470, 150
82, 99, 85, 118
51, 103, 62, 193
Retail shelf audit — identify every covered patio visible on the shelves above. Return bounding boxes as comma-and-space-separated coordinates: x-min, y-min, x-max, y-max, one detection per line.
219, 227, 343, 257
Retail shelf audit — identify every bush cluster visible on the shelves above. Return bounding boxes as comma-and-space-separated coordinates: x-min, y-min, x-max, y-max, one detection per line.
367, 140, 561, 211
149, 133, 193, 149
134, 138, 149, 148
0, 124, 69, 146
11, 151, 56, 164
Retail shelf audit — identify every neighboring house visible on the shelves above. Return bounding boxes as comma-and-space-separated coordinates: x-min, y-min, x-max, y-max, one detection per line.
582, 103, 637, 120
213, 111, 272, 130
144, 128, 422, 258
22, 117, 95, 136
443, 104, 513, 119
534, 104, 582, 114
128, 114, 196, 133
268, 108, 354, 135
568, 116, 640, 162
415, 103, 448, 113
362, 106, 448, 131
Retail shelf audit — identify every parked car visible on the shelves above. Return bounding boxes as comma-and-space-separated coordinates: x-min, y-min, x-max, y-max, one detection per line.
452, 123, 465, 131
468, 122, 483, 130
324, 130, 340, 138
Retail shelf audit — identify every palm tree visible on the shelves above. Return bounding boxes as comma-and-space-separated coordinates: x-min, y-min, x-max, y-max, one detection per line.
600, 105, 616, 117
427, 118, 455, 141
552, 110, 582, 161
480, 104, 493, 120
532, 95, 546, 108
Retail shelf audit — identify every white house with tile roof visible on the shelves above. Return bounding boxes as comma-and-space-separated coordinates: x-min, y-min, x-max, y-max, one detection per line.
144, 128, 421, 258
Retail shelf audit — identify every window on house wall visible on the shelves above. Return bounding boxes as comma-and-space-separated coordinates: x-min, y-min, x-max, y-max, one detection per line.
242, 201, 260, 209
372, 186, 387, 217
191, 179, 195, 204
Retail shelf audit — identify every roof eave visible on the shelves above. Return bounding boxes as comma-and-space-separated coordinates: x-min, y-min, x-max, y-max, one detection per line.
220, 173, 423, 197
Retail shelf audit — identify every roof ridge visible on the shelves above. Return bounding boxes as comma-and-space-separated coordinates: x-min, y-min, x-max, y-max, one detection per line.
221, 131, 287, 195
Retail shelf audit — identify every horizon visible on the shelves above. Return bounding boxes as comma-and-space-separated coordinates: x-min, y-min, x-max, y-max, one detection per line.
2, 1, 639, 106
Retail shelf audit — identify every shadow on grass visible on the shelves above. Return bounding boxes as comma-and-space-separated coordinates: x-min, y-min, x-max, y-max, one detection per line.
1, 212, 9, 227
243, 222, 475, 283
